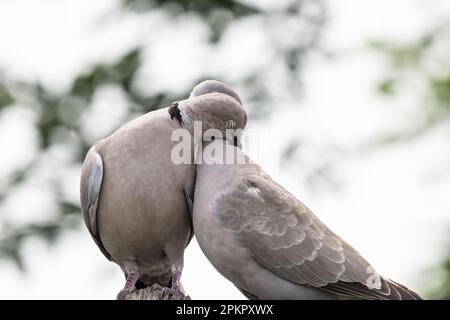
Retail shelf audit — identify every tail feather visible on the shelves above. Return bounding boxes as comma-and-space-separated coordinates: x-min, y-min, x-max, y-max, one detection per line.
387, 279, 423, 300
322, 277, 423, 300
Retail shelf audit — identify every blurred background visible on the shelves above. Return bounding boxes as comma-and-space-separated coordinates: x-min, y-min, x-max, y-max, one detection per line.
0, 0, 449, 299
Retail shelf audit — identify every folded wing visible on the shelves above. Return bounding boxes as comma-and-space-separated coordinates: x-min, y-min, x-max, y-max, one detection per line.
214, 173, 421, 300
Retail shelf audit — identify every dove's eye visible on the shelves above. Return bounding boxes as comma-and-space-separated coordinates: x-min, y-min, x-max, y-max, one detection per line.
168, 102, 183, 126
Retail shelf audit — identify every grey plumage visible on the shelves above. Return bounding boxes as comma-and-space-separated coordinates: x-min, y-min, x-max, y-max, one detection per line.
189, 82, 421, 300
190, 79, 242, 105
80, 80, 245, 297
80, 149, 110, 260
81, 107, 194, 290
193, 140, 422, 300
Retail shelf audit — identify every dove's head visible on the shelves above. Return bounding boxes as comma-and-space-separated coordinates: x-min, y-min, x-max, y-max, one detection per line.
170, 80, 247, 147
189, 80, 243, 105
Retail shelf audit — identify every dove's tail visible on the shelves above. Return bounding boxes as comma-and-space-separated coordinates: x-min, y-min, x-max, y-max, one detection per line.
386, 279, 423, 300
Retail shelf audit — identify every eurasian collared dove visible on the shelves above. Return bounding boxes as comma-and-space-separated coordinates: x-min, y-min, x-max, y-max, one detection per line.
80, 80, 246, 299
192, 137, 422, 299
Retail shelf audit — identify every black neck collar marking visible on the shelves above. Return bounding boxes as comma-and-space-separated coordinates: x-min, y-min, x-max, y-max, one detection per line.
168, 102, 183, 126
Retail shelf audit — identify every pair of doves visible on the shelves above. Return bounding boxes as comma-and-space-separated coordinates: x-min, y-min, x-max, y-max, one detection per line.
80, 80, 421, 300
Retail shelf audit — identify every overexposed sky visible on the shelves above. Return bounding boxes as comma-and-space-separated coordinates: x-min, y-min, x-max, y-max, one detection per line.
0, 0, 449, 299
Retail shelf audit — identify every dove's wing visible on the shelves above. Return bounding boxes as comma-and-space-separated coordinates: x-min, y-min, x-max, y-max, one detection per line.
80, 147, 111, 261
214, 173, 421, 300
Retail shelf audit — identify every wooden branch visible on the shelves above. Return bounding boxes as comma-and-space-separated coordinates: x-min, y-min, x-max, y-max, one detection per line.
123, 284, 191, 300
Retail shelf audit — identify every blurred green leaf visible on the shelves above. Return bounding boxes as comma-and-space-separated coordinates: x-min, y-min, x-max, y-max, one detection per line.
60, 201, 82, 216
123, 0, 260, 16
35, 85, 61, 148
369, 36, 432, 68
377, 78, 396, 95
423, 245, 450, 299
282, 139, 300, 160
371, 22, 450, 299
370, 23, 450, 140
71, 48, 141, 102
430, 75, 450, 111
0, 84, 14, 109
0, 217, 79, 271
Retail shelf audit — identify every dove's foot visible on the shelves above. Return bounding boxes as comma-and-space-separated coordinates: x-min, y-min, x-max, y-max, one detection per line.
116, 288, 134, 300
158, 270, 185, 299
162, 286, 186, 299
170, 270, 182, 291
116, 271, 139, 300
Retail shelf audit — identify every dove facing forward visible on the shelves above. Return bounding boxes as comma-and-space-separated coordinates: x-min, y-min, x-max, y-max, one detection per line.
193, 139, 422, 300
80, 80, 246, 299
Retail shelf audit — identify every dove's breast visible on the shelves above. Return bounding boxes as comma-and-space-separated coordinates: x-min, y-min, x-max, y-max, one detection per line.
193, 142, 337, 299
94, 109, 194, 286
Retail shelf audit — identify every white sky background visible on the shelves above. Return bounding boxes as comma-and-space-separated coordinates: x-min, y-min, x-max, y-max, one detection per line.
0, 0, 449, 299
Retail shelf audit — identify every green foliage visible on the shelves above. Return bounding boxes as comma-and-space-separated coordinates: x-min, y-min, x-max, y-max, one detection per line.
370, 36, 432, 68
372, 22, 450, 300
123, 0, 260, 16
376, 78, 396, 96
431, 257, 450, 299
371, 25, 450, 128
429, 75, 450, 117
421, 243, 450, 300
0, 84, 14, 109
123, 0, 260, 42
71, 49, 141, 104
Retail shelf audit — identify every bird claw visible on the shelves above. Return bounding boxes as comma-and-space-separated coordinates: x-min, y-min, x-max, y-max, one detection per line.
116, 271, 139, 300
162, 287, 185, 300
116, 288, 135, 300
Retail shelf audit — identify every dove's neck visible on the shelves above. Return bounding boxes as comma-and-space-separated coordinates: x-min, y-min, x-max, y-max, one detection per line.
195, 139, 261, 186
196, 139, 243, 165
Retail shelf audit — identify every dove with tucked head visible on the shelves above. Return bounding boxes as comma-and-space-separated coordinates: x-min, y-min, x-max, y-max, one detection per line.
190, 86, 422, 300
80, 80, 245, 299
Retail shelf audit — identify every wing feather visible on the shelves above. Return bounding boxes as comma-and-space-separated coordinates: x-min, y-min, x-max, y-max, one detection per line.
214, 173, 421, 299
80, 148, 111, 261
